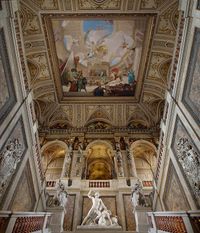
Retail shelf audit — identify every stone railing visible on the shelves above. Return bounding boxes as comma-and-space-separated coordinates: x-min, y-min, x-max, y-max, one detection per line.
147, 211, 200, 233
142, 181, 153, 187
89, 180, 111, 188
0, 211, 51, 233
46, 180, 56, 188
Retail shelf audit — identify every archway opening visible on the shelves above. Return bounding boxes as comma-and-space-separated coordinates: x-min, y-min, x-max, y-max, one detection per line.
85, 142, 114, 180
41, 141, 67, 181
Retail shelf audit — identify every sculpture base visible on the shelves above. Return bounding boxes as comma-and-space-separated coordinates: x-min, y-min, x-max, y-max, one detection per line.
77, 225, 122, 231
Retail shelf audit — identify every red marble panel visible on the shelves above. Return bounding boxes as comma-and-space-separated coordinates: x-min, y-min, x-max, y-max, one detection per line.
123, 194, 136, 231
63, 194, 76, 231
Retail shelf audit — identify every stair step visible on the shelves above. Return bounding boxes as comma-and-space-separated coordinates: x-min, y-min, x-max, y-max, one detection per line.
62, 232, 136, 233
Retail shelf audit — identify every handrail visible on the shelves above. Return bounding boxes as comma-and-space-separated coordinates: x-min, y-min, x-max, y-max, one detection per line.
0, 211, 51, 233
147, 211, 200, 233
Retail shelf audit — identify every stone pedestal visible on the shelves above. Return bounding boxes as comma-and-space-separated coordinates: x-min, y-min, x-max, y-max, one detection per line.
46, 207, 65, 233
77, 225, 122, 231
134, 206, 151, 233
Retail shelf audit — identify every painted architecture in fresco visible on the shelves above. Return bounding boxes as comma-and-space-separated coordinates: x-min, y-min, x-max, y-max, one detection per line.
52, 18, 147, 96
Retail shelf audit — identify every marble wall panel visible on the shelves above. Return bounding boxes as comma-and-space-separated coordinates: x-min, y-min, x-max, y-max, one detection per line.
9, 162, 36, 211
163, 161, 190, 211
123, 194, 136, 231
0, 117, 27, 206
182, 27, 200, 125
63, 194, 76, 231
0, 29, 16, 125
171, 116, 200, 207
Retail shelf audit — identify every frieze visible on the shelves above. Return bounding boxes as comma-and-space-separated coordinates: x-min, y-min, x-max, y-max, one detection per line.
64, 0, 72, 10
39, 125, 160, 135
14, 12, 30, 93
170, 11, 185, 91
140, 0, 157, 9
78, 0, 121, 10
127, 0, 134, 10
23, 0, 59, 10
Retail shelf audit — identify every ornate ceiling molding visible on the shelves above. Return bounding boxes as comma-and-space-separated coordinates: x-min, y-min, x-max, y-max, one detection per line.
17, 0, 179, 130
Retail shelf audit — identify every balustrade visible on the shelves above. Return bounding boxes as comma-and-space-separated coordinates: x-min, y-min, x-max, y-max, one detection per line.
89, 180, 110, 188
0, 211, 51, 233
147, 211, 200, 233
46, 180, 56, 187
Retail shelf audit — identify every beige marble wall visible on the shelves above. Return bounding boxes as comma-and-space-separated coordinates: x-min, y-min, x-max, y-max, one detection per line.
154, 0, 200, 211
0, 1, 45, 211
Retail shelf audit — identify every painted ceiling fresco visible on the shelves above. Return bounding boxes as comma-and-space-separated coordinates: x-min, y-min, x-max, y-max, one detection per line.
51, 17, 147, 97
19, 0, 178, 129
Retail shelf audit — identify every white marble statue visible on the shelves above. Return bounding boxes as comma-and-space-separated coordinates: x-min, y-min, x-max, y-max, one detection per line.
81, 190, 120, 227
96, 209, 112, 226
81, 190, 106, 225
54, 180, 68, 212
131, 179, 144, 211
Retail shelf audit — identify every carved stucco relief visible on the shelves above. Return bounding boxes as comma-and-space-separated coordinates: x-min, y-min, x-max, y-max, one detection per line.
172, 117, 200, 207
78, 0, 121, 10
0, 117, 27, 203
27, 53, 51, 86
140, 0, 157, 9
26, 0, 59, 10
20, 2, 41, 36
157, 2, 178, 36
147, 52, 172, 81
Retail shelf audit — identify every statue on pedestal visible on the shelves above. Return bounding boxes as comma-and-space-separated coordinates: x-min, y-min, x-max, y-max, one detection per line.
131, 179, 147, 211
81, 190, 119, 227
46, 180, 68, 213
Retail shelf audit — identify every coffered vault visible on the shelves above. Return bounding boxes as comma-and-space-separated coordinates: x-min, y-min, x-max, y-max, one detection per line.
18, 0, 178, 130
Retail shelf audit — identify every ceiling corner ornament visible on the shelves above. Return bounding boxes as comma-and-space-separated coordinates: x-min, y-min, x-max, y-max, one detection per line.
78, 0, 121, 10
93, 0, 107, 3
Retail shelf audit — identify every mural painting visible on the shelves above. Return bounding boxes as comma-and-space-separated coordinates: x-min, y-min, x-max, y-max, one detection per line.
51, 17, 147, 97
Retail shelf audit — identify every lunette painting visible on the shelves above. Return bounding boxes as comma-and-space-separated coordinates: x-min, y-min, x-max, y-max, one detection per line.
51, 17, 147, 97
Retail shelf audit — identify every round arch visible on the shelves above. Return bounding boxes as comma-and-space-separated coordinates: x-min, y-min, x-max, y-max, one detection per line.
84, 140, 115, 180
41, 140, 69, 154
